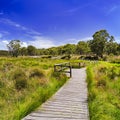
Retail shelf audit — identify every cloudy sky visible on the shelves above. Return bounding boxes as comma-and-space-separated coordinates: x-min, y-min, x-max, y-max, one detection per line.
0, 0, 120, 50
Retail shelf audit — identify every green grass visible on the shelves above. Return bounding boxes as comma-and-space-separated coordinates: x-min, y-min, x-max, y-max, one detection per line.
0, 57, 69, 120
87, 62, 120, 120
0, 56, 90, 119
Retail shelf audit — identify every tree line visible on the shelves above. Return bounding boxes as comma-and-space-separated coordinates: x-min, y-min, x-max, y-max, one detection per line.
1, 29, 120, 58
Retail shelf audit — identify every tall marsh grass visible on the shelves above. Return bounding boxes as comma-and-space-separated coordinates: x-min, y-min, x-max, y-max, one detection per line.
0, 57, 68, 120
87, 62, 120, 120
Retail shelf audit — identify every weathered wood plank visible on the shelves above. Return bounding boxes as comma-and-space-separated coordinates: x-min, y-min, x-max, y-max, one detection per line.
22, 68, 89, 120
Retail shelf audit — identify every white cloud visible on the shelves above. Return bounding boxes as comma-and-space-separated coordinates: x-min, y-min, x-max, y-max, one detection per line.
0, 18, 27, 30
0, 36, 93, 50
0, 31, 11, 39
109, 6, 117, 12
80, 37, 93, 41
58, 37, 93, 46
67, 37, 92, 44
0, 40, 9, 50
0, 18, 41, 36
11, 36, 55, 49
106, 5, 119, 15
27, 36, 56, 48
21, 42, 28, 47
0, 36, 56, 50
1, 31, 10, 35
115, 36, 120, 43
63, 38, 78, 45
26, 30, 41, 36
64, 2, 92, 13
2, 40, 9, 44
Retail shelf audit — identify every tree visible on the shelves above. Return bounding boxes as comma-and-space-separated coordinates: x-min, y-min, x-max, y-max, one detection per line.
27, 45, 36, 56
57, 46, 64, 55
90, 30, 111, 58
117, 44, 120, 55
63, 44, 76, 55
76, 41, 90, 55
20, 47, 27, 56
48, 47, 58, 55
104, 36, 118, 55
37, 48, 47, 55
7, 40, 21, 57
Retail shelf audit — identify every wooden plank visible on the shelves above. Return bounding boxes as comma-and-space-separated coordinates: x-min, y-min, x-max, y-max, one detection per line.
22, 68, 89, 120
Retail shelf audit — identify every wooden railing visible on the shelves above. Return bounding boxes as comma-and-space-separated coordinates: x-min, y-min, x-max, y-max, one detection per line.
54, 62, 87, 78
70, 62, 86, 68
54, 62, 72, 77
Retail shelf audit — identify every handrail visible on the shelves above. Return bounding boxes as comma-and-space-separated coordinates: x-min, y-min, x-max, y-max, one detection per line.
54, 62, 87, 78
54, 62, 72, 77
70, 62, 86, 68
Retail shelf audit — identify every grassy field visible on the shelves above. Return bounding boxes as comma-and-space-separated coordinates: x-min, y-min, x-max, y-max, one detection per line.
0, 57, 71, 120
87, 62, 120, 120
3, 56, 118, 120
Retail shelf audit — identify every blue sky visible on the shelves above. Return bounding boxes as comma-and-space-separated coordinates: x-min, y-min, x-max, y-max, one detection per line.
0, 0, 120, 50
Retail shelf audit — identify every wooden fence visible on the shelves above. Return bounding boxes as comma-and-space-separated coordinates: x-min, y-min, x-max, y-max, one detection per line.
54, 62, 72, 77
54, 62, 87, 77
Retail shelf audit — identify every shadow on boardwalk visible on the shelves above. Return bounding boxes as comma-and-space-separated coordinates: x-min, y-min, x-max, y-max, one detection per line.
23, 68, 89, 120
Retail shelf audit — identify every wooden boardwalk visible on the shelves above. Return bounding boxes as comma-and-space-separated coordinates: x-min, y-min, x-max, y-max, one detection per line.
23, 68, 89, 120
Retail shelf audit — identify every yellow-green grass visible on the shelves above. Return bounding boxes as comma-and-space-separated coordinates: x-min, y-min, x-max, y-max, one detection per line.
0, 56, 90, 119
87, 62, 120, 120
0, 57, 69, 120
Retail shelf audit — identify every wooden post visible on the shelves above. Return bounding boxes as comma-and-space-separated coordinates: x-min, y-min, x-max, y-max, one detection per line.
61, 64, 62, 71
70, 66, 72, 77
79, 63, 80, 68
54, 65, 56, 72
54, 62, 72, 77
68, 62, 70, 66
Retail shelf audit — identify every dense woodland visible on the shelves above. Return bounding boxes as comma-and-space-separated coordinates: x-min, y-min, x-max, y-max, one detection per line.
1, 29, 120, 59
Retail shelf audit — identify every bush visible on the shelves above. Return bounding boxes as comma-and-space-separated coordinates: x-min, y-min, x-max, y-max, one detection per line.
61, 55, 71, 60
13, 69, 27, 90
79, 55, 85, 60
41, 55, 52, 59
0, 80, 5, 88
29, 68, 45, 78
87, 63, 120, 120
108, 67, 120, 80
82, 55, 99, 60
97, 79, 106, 87
51, 71, 67, 81
98, 66, 108, 74
2, 62, 14, 72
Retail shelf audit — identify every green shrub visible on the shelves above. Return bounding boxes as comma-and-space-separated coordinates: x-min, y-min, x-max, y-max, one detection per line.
51, 71, 66, 80
29, 68, 45, 78
2, 62, 14, 72
98, 66, 108, 73
87, 63, 120, 120
0, 57, 69, 119
97, 79, 106, 88
41, 55, 52, 58
29, 69, 48, 86
13, 69, 27, 90
0, 81, 5, 88
108, 67, 120, 80
61, 55, 71, 60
